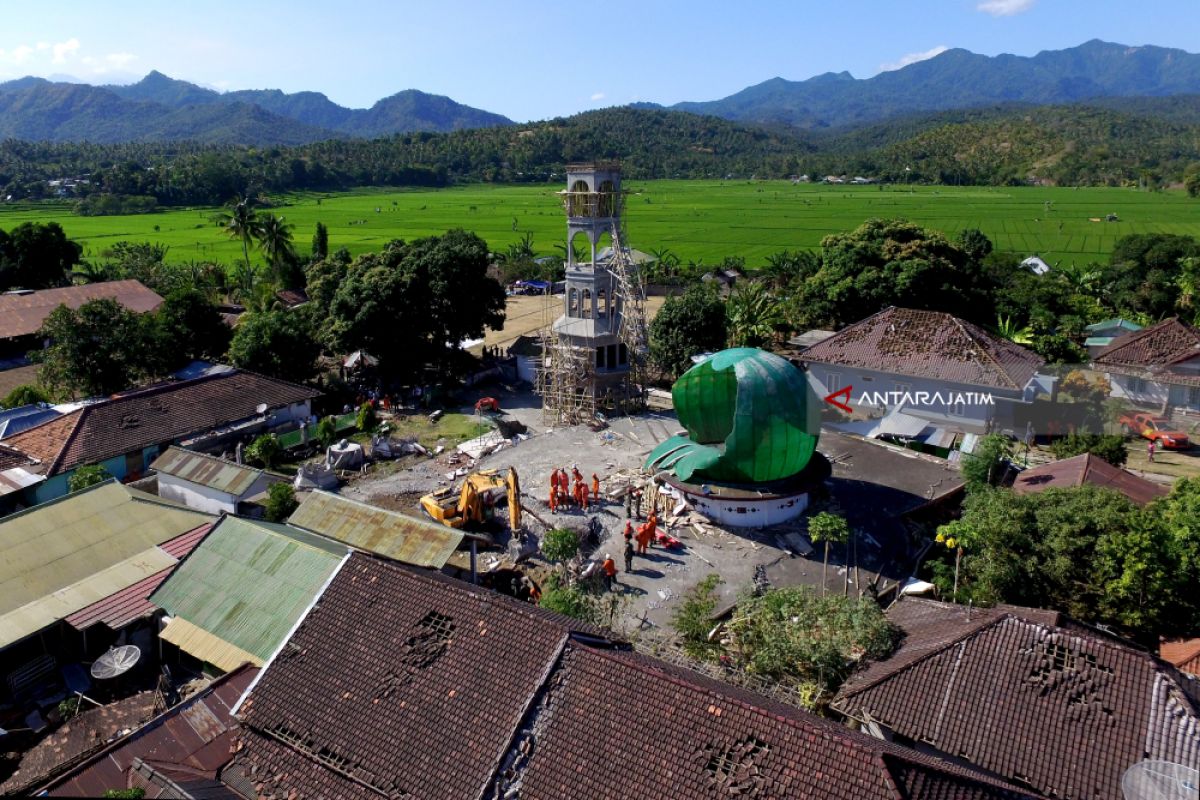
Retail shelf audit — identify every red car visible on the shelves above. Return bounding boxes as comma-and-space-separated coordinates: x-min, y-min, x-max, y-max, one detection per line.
1118, 412, 1191, 450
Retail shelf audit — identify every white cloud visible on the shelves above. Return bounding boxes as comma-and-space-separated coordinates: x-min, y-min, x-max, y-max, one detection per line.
590, 91, 606, 101
52, 38, 80, 64
105, 52, 136, 68
977, 0, 1035, 16
879, 45, 949, 72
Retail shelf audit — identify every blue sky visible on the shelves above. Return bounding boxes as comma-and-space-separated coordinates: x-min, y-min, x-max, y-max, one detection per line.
1, 0, 1196, 121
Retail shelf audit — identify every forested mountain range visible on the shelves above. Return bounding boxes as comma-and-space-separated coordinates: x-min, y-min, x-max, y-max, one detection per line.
0, 72, 512, 143
651, 40, 1200, 129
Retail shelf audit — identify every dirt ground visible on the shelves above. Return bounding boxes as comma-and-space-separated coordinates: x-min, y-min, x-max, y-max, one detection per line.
469, 293, 667, 355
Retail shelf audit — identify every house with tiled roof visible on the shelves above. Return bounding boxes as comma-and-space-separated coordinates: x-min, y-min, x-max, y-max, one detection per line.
1084, 318, 1143, 355
1092, 318, 1200, 414
1161, 638, 1200, 678
3, 369, 318, 504
1012, 452, 1169, 506
831, 597, 1200, 799
0, 280, 163, 361
801, 307, 1046, 439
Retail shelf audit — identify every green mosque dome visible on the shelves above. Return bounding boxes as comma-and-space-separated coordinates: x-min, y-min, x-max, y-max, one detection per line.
644, 347, 820, 484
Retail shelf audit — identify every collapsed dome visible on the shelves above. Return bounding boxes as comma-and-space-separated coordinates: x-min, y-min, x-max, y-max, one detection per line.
645, 347, 820, 484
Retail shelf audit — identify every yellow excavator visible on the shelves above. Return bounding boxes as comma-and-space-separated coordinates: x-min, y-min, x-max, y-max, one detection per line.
420, 467, 522, 532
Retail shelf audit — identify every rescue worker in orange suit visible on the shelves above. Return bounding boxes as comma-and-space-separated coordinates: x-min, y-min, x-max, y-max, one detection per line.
572, 465, 583, 485
601, 554, 617, 591
575, 479, 588, 511
548, 470, 559, 512
591, 473, 601, 504
635, 522, 652, 555
623, 520, 634, 543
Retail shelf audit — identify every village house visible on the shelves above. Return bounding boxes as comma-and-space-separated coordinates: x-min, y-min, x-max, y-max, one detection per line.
1091, 317, 1200, 415
1011, 452, 1169, 506
150, 446, 281, 515
801, 307, 1047, 440
2, 369, 318, 504
1083, 317, 1142, 356
151, 515, 348, 674
0, 481, 213, 722
831, 597, 1200, 799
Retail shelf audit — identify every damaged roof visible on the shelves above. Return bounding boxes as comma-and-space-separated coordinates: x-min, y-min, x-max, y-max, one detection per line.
832, 598, 1200, 800
1012, 453, 1168, 506
1092, 317, 1200, 386
0, 279, 164, 341
802, 307, 1044, 391
151, 446, 266, 496
3, 370, 318, 477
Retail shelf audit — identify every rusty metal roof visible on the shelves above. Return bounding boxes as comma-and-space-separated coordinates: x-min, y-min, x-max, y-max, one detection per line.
151, 446, 264, 496
0, 481, 214, 647
287, 490, 464, 568
0, 279, 164, 341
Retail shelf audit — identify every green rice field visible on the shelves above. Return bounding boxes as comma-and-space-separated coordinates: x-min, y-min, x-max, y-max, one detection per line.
2, 181, 1197, 268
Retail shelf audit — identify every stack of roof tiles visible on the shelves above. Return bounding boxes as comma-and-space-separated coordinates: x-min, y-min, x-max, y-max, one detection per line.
833, 598, 1200, 799
802, 307, 1044, 390
222, 554, 1036, 799
3, 370, 318, 476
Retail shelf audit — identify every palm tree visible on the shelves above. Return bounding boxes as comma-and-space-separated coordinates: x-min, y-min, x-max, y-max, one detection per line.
1176, 257, 1199, 311
726, 280, 782, 348
217, 194, 262, 273
257, 213, 298, 286
995, 314, 1033, 345
71, 261, 112, 284
807, 512, 849, 597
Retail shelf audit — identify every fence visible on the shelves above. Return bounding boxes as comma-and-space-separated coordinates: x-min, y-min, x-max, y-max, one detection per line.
277, 411, 358, 450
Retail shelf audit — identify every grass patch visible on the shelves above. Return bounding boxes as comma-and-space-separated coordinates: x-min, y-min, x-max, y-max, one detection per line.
379, 411, 491, 450
1122, 439, 1200, 480
3, 182, 1197, 268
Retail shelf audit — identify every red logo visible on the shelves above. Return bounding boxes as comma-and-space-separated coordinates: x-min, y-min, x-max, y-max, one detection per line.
824, 386, 853, 413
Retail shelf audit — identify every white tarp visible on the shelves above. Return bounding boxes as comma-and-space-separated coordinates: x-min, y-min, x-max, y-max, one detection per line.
900, 577, 937, 596
294, 463, 338, 490
327, 440, 364, 470
456, 430, 507, 460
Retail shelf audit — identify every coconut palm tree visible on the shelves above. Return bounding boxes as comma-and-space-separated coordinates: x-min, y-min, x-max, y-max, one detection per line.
217, 194, 262, 273
995, 314, 1033, 345
257, 213, 298, 286
71, 260, 113, 284
726, 280, 782, 348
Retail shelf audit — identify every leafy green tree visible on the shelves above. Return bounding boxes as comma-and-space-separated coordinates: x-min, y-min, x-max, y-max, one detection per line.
807, 511, 850, 596
727, 586, 897, 695
326, 231, 505, 381
316, 416, 338, 449
312, 221, 329, 259
540, 528, 579, 569
69, 464, 112, 493
671, 574, 723, 659
0, 221, 83, 291
1048, 432, 1128, 466
264, 482, 298, 522
355, 401, 377, 432
246, 434, 282, 470
227, 309, 320, 383
216, 194, 261, 272
1186, 171, 1200, 198
960, 434, 1012, 490
153, 289, 232, 366
1, 384, 49, 409
35, 299, 158, 398
726, 280, 781, 348
648, 284, 727, 378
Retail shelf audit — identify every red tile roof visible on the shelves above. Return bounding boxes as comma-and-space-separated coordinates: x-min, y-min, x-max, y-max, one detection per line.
1093, 318, 1200, 387
64, 523, 213, 631
43, 665, 257, 798
1012, 453, 1169, 506
234, 553, 617, 800
519, 646, 1036, 800
0, 442, 35, 471
833, 598, 1200, 799
802, 307, 1044, 391
0, 279, 163, 341
5, 371, 318, 476
1161, 638, 1200, 678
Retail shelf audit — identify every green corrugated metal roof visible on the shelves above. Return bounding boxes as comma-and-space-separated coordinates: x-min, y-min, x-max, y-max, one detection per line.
1085, 318, 1143, 333
150, 516, 347, 661
287, 491, 464, 568
0, 480, 213, 620
151, 446, 264, 495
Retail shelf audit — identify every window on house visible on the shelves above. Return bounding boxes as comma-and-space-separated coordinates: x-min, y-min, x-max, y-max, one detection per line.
949, 400, 966, 417
825, 373, 842, 393
1189, 386, 1200, 408
1131, 377, 1147, 393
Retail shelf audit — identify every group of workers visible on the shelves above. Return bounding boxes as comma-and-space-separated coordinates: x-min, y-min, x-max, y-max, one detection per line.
547, 466, 601, 513
596, 513, 662, 591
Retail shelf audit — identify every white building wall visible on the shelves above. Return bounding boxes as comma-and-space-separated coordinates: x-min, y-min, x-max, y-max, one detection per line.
158, 473, 238, 514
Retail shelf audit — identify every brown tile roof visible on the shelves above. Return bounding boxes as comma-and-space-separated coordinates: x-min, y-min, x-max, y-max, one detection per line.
802, 307, 1044, 391
0, 279, 163, 341
1092, 318, 1200, 386
833, 598, 1200, 800
0, 442, 36, 471
5, 371, 318, 476
43, 665, 257, 798
233, 553, 618, 800
1012, 453, 1169, 506
1161, 638, 1200, 678
519, 646, 1037, 800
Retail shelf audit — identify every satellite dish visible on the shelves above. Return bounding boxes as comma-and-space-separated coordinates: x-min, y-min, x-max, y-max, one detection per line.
1122, 760, 1200, 800
90, 645, 141, 680
256, 403, 269, 415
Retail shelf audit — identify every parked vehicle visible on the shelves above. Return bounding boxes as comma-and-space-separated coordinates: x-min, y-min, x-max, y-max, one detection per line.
1117, 412, 1191, 449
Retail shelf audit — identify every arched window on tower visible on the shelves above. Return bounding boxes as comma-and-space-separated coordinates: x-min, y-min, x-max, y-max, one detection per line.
568, 288, 579, 317
568, 180, 590, 217
581, 289, 592, 319
597, 180, 616, 217
596, 289, 608, 318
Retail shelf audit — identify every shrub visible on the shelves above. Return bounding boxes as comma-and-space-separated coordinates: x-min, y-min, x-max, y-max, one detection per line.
264, 482, 298, 522
539, 574, 605, 625
671, 574, 724, 659
316, 416, 338, 449
1048, 432, 1128, 466
1, 383, 50, 409
356, 401, 378, 433
245, 434, 282, 469
540, 528, 580, 566
69, 464, 112, 493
